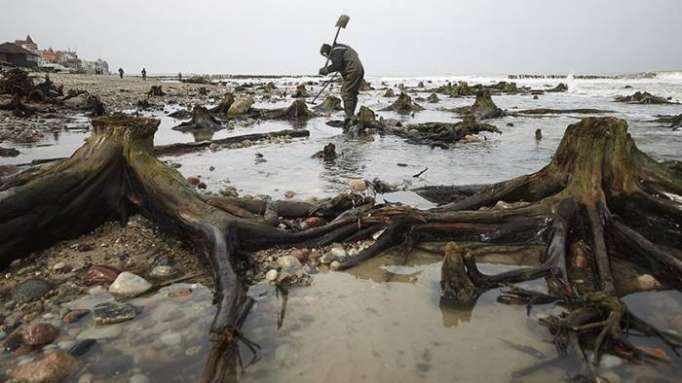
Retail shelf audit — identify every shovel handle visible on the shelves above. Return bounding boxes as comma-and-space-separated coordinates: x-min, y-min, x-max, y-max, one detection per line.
321, 26, 342, 73
311, 73, 338, 104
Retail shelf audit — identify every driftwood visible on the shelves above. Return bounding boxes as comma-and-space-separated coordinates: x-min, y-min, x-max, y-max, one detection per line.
155, 128, 310, 156
248, 99, 317, 121
1, 115, 680, 381
513, 108, 611, 116
382, 117, 501, 148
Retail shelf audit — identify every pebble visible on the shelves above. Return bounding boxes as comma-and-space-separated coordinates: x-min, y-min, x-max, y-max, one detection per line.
265, 269, 279, 282
78, 373, 94, 383
63, 309, 90, 324
329, 245, 348, 259
109, 272, 152, 297
52, 262, 69, 273
291, 249, 309, 263
187, 176, 201, 186
160, 331, 182, 347
22, 323, 60, 346
574, 254, 588, 269
320, 253, 336, 264
277, 255, 303, 272
9, 351, 79, 383
350, 179, 368, 193
85, 265, 121, 285
303, 217, 326, 228
93, 302, 138, 325
330, 261, 341, 270
13, 278, 52, 303
636, 274, 661, 290
149, 265, 178, 279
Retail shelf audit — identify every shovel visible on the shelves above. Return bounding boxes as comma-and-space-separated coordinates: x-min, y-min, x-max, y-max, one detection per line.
309, 14, 350, 105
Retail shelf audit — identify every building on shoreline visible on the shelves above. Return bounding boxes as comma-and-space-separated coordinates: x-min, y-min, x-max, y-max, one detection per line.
14, 35, 39, 55
2, 34, 110, 74
0, 42, 40, 68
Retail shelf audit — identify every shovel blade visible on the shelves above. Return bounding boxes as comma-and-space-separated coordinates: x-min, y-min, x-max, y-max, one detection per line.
336, 14, 350, 28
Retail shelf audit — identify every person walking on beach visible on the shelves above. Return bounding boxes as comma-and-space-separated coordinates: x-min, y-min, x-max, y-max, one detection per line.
141, 68, 147, 81
318, 43, 364, 126
118, 68, 124, 79
178, 72, 182, 81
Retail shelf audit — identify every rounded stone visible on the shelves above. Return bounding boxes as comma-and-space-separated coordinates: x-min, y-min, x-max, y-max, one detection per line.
350, 179, 367, 193
330, 261, 341, 270
13, 279, 52, 303
22, 323, 60, 346
109, 272, 152, 297
149, 265, 178, 279
85, 265, 121, 285
93, 301, 137, 324
265, 269, 279, 282
9, 351, 79, 383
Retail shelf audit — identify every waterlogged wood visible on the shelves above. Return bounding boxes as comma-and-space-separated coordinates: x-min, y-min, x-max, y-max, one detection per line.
155, 129, 310, 156
1, 115, 681, 381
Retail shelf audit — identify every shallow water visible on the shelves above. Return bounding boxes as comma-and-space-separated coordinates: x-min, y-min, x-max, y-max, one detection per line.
5, 251, 681, 382
2, 74, 681, 382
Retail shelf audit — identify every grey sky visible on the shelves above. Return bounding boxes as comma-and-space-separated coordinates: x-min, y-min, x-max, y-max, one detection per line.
2, 0, 681, 76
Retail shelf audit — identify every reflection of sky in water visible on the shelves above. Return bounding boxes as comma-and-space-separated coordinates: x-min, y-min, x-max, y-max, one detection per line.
3, 78, 681, 205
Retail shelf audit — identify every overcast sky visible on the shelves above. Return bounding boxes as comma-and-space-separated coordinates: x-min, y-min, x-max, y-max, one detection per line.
2, 0, 681, 76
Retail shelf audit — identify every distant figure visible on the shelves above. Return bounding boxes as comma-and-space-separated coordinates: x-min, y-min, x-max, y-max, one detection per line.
178, 72, 182, 81
535, 129, 543, 141
118, 68, 124, 79
318, 43, 364, 126
141, 68, 147, 81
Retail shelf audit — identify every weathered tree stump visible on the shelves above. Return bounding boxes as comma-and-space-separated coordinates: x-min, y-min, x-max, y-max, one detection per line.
147, 85, 166, 97
208, 93, 235, 114
381, 92, 424, 113
174, 105, 223, 132
450, 91, 505, 120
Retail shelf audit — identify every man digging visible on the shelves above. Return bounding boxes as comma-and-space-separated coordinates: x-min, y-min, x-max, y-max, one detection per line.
318, 42, 365, 128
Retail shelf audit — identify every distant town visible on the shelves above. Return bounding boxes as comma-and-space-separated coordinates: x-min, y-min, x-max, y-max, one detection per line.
0, 35, 110, 74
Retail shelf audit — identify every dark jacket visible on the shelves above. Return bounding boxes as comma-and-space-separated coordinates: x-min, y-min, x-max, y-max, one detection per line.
320, 44, 364, 79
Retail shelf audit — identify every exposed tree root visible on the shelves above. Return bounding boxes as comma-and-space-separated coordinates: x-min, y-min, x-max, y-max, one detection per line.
1, 116, 680, 381
382, 117, 501, 148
